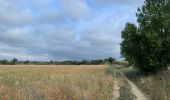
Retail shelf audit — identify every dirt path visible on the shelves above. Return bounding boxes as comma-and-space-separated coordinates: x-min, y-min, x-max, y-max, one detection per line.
112, 72, 120, 100
111, 64, 148, 100
120, 72, 148, 100
112, 64, 148, 100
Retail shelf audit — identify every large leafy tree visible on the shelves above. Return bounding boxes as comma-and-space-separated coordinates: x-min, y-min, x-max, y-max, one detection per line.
121, 23, 138, 65
10, 58, 18, 65
121, 0, 170, 73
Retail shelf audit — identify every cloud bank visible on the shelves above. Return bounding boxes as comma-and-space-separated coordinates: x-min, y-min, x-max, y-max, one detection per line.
0, 0, 144, 61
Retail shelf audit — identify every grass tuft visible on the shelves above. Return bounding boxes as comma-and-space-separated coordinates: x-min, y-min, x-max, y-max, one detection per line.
119, 80, 135, 100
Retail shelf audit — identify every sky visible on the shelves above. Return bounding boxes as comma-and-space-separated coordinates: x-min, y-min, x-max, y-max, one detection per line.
0, 0, 144, 61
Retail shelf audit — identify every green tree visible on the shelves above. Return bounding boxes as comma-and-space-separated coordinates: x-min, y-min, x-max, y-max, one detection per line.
121, 23, 140, 65
11, 58, 18, 65
121, 0, 170, 73
50, 60, 54, 64
81, 60, 89, 65
0, 60, 9, 65
107, 57, 115, 63
24, 60, 30, 65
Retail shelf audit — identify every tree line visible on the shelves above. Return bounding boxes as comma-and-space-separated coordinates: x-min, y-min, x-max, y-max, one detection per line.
121, 0, 170, 74
0, 57, 115, 65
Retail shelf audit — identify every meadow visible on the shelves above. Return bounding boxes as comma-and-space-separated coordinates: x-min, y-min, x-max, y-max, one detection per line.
0, 65, 114, 100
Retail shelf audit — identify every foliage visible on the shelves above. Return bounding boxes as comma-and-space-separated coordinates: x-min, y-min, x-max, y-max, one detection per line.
121, 0, 170, 73
10, 58, 18, 65
0, 60, 9, 65
0, 57, 116, 65
120, 23, 139, 66
106, 57, 116, 63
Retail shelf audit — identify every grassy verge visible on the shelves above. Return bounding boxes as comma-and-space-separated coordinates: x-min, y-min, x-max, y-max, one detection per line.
105, 64, 116, 75
133, 71, 170, 100
116, 72, 135, 100
106, 64, 136, 100
122, 66, 170, 100
119, 79, 135, 100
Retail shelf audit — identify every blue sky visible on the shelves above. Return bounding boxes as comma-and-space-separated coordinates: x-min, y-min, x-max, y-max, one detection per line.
0, 0, 144, 61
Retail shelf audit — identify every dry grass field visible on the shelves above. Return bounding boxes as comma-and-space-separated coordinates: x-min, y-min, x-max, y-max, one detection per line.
0, 65, 114, 100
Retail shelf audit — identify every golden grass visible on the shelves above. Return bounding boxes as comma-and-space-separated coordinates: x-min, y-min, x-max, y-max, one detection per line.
122, 67, 170, 100
134, 71, 170, 100
0, 65, 114, 100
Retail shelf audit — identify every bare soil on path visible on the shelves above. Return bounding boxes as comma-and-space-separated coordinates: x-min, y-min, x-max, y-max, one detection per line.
120, 72, 148, 100
112, 66, 149, 100
112, 72, 120, 100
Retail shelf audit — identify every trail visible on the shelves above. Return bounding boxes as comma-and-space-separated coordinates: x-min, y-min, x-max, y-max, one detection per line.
112, 64, 149, 100
120, 72, 148, 100
112, 72, 120, 100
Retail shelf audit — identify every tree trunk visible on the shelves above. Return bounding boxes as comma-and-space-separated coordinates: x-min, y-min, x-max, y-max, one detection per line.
160, 54, 168, 71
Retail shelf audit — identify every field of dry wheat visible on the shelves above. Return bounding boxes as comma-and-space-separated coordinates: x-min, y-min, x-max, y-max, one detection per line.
0, 65, 114, 100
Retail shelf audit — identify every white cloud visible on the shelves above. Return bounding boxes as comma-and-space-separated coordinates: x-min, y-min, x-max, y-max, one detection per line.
92, 0, 143, 6
59, 0, 91, 20
0, 0, 144, 60
0, 1, 34, 26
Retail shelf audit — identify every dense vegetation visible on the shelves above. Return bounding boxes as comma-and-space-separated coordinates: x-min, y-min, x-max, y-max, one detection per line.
0, 57, 115, 65
121, 0, 170, 73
